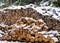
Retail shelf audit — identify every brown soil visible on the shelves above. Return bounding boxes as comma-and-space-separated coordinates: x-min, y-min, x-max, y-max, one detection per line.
0, 8, 60, 30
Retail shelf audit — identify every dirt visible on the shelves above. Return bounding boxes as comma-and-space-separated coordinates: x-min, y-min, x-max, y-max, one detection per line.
0, 8, 60, 30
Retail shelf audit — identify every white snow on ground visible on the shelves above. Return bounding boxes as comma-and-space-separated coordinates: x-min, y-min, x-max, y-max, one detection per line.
52, 37, 59, 42
0, 41, 24, 43
0, 17, 59, 42
0, 30, 59, 42
32, 6, 60, 21
0, 4, 60, 42
0, 41, 21, 43
0, 4, 60, 21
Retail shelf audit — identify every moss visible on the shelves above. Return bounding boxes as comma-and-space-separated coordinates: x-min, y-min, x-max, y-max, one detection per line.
53, 0, 60, 7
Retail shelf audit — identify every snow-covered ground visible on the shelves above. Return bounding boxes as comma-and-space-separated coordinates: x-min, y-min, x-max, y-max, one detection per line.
0, 17, 60, 43
0, 4, 60, 21
0, 4, 60, 43
0, 41, 21, 43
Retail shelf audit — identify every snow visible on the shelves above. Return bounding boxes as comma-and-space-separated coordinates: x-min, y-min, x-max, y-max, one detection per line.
12, 17, 45, 30
24, 17, 36, 22
52, 30, 58, 34
32, 6, 60, 21
52, 37, 58, 42
0, 4, 60, 21
1, 41, 7, 43
56, 34, 60, 36
38, 31, 47, 34
13, 24, 26, 28
25, 17, 30, 20
44, 34, 54, 38
30, 18, 36, 22
47, 30, 59, 34
5, 5, 25, 9
24, 25, 31, 29
0, 30, 5, 36
48, 34, 54, 37
0, 41, 20, 43
23, 25, 41, 30
0, 23, 8, 27
0, 34, 3, 37
38, 30, 60, 35
38, 19, 44, 23
0, 4, 60, 42
32, 25, 41, 29
10, 41, 20, 43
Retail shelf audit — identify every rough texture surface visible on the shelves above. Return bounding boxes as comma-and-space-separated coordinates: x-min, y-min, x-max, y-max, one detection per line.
0, 8, 60, 30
